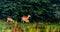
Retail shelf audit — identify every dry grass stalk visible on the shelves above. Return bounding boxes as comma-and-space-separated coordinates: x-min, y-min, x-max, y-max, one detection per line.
45, 26, 50, 32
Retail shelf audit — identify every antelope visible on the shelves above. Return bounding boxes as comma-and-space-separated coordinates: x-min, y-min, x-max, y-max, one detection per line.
7, 17, 14, 28
21, 15, 31, 23
7, 17, 14, 23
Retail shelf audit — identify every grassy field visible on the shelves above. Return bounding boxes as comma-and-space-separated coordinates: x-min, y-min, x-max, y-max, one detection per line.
0, 21, 60, 32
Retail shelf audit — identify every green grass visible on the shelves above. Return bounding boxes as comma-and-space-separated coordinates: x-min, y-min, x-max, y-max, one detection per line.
0, 21, 60, 32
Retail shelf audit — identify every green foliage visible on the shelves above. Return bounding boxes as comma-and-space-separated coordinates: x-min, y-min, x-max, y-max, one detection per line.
0, 0, 59, 22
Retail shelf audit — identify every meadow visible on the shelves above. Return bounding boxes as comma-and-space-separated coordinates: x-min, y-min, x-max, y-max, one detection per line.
0, 20, 60, 32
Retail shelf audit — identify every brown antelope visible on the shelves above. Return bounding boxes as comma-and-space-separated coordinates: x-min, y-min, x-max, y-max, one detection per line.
21, 15, 31, 23
7, 17, 14, 23
7, 17, 14, 28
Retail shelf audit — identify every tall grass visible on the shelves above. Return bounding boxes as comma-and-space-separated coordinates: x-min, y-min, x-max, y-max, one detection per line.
0, 21, 60, 32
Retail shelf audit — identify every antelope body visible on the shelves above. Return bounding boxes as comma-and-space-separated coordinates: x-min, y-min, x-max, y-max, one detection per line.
7, 17, 14, 23
21, 15, 31, 23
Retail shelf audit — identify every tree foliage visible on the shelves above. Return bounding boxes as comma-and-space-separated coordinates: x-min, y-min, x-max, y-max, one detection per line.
0, 0, 60, 22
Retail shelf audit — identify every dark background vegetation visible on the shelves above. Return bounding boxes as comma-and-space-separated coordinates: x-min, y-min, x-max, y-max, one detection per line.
0, 0, 60, 23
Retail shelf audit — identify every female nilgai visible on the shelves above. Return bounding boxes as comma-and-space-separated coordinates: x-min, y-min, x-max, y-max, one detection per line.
7, 17, 14, 28
21, 15, 31, 23
7, 17, 14, 23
